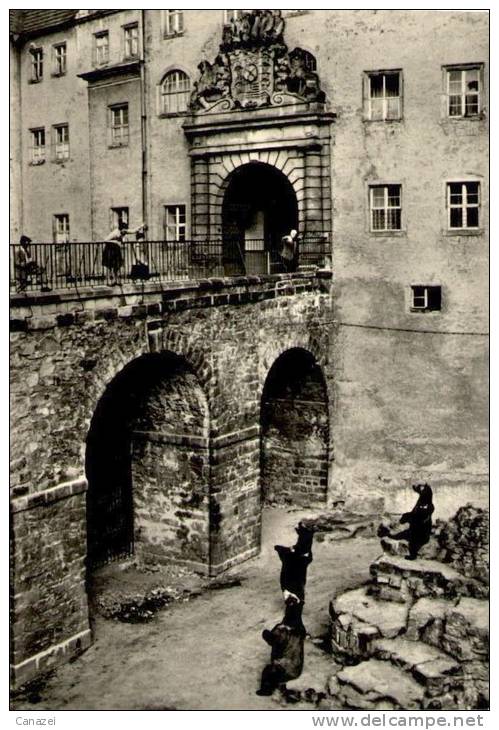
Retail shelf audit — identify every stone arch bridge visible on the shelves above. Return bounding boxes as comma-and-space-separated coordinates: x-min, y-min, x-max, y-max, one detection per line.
10, 270, 333, 686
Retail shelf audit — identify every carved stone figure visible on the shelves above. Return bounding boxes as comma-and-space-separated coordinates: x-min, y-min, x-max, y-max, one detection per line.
272, 10, 285, 43
250, 10, 263, 40
260, 10, 275, 42
189, 13, 326, 113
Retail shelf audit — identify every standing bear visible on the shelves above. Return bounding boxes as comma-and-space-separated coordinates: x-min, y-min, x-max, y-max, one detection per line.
256, 596, 306, 696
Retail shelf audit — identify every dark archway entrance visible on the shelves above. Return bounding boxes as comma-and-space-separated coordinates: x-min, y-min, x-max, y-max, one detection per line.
222, 162, 298, 275
85, 352, 209, 572
261, 348, 329, 507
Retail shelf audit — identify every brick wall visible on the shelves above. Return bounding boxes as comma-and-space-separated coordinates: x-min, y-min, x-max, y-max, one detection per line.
10, 479, 91, 686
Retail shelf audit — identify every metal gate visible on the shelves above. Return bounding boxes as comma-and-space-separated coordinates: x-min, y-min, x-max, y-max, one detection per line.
86, 437, 134, 569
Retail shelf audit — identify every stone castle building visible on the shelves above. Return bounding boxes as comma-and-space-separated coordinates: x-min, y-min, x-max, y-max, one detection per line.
9, 10, 488, 688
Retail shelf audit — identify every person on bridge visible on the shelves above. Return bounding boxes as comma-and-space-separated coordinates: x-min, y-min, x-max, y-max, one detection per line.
15, 235, 51, 293
103, 220, 147, 285
280, 229, 299, 273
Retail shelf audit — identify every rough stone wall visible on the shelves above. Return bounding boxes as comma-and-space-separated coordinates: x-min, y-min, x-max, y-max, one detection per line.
132, 434, 210, 571
10, 275, 332, 568
131, 362, 210, 570
10, 315, 147, 498
10, 480, 91, 686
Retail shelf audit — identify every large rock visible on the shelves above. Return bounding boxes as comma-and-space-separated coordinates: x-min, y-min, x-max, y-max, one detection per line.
330, 587, 408, 659
437, 504, 489, 582
406, 596, 452, 644
442, 597, 489, 662
370, 555, 487, 603
330, 659, 425, 710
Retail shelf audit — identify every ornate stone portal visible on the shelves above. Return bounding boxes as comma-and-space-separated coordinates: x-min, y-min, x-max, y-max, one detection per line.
190, 9, 326, 113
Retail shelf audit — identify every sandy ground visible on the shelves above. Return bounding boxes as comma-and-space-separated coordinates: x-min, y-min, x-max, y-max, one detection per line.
11, 507, 381, 711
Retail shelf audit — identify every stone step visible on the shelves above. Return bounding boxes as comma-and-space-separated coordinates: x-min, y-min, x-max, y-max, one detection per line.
371, 637, 462, 696
370, 554, 486, 603
283, 640, 335, 705
328, 658, 425, 710
330, 586, 408, 659
407, 596, 489, 660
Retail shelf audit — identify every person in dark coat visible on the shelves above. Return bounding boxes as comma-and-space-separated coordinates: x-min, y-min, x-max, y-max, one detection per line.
379, 482, 435, 560
256, 596, 306, 696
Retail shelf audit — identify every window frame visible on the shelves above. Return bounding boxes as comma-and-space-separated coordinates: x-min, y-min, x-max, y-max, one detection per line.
163, 204, 187, 242
410, 285, 442, 313
30, 127, 46, 164
444, 63, 484, 119
30, 48, 44, 83
110, 207, 129, 230
53, 213, 70, 244
94, 30, 110, 66
123, 22, 139, 60
364, 69, 403, 121
159, 70, 191, 116
368, 183, 403, 233
52, 42, 67, 76
163, 10, 184, 38
52, 123, 69, 162
446, 180, 481, 231
108, 103, 129, 148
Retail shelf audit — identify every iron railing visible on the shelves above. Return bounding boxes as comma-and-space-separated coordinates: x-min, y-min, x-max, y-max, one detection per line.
9, 236, 328, 294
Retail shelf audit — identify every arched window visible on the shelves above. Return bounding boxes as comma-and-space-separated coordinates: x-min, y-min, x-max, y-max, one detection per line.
160, 70, 190, 114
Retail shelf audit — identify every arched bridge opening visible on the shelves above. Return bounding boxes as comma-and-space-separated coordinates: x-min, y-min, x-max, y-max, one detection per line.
260, 347, 329, 507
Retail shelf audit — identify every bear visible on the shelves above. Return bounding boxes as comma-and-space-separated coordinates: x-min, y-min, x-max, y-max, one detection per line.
256, 596, 306, 696
274, 521, 314, 603
378, 482, 435, 560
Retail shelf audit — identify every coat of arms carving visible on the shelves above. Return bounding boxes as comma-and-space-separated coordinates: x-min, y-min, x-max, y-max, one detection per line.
190, 10, 325, 113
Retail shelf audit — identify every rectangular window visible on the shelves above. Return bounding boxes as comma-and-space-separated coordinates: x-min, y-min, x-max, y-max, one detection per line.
164, 205, 186, 241
94, 31, 109, 65
370, 185, 402, 231
109, 104, 129, 147
366, 71, 401, 120
53, 214, 70, 243
52, 42, 67, 75
30, 128, 46, 163
447, 182, 480, 230
164, 10, 184, 36
110, 207, 129, 230
411, 285, 442, 312
447, 66, 482, 117
53, 124, 69, 161
30, 48, 43, 82
124, 24, 139, 58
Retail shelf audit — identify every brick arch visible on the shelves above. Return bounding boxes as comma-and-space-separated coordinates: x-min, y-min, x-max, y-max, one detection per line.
150, 327, 215, 399
85, 346, 212, 570
206, 152, 307, 237
259, 334, 328, 391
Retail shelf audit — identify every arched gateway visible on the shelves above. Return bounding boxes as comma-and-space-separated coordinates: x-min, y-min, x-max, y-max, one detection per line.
261, 348, 329, 506
183, 9, 334, 252
222, 162, 299, 275
86, 352, 210, 572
